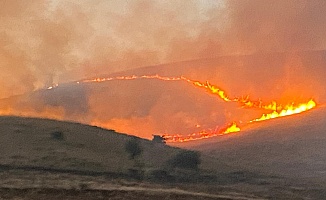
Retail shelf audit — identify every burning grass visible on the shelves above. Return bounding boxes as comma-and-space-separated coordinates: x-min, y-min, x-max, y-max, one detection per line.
54, 74, 317, 142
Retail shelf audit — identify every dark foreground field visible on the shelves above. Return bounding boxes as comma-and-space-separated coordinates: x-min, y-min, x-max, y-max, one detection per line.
0, 168, 325, 200
0, 115, 325, 199
0, 188, 230, 200
0, 169, 267, 200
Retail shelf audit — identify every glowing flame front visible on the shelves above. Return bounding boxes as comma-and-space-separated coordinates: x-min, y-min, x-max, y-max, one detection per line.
251, 99, 316, 122
224, 122, 241, 134
46, 74, 318, 142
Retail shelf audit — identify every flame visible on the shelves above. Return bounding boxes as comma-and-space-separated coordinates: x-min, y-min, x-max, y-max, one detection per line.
223, 122, 241, 134
162, 122, 241, 142
250, 99, 316, 122
47, 83, 59, 90
44, 74, 318, 142
78, 75, 232, 102
190, 80, 231, 102
163, 130, 218, 143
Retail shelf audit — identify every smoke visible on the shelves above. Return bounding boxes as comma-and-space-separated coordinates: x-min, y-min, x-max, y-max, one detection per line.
223, 0, 326, 53
0, 0, 88, 97
1, 0, 326, 138
1, 0, 326, 98
85, 79, 229, 138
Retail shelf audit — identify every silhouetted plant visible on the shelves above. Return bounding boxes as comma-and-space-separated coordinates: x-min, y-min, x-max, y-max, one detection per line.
125, 138, 142, 160
152, 135, 166, 144
168, 150, 201, 170
125, 138, 144, 180
51, 131, 64, 141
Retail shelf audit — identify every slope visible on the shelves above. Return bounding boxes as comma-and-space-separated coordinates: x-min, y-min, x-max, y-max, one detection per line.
176, 105, 326, 183
0, 116, 181, 173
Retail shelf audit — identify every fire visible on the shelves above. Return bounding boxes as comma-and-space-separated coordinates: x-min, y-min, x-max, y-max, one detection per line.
190, 80, 231, 102
163, 130, 218, 143
162, 122, 241, 142
80, 75, 232, 102
223, 122, 241, 134
251, 99, 316, 122
45, 74, 317, 142
78, 74, 316, 112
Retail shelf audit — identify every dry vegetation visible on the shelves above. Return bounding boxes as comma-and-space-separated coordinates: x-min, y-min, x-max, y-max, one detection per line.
0, 116, 180, 172
0, 116, 249, 199
0, 114, 325, 199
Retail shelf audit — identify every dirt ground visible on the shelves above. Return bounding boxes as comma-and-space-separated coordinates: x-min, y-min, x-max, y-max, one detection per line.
0, 169, 265, 200
0, 169, 325, 200
0, 188, 235, 200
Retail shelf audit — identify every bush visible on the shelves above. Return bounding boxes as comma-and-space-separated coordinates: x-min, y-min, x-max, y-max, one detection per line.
51, 131, 64, 140
168, 150, 201, 170
125, 138, 142, 160
152, 135, 166, 144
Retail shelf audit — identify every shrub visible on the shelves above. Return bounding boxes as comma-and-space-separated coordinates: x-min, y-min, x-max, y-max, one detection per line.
152, 135, 166, 144
168, 150, 201, 170
125, 138, 142, 160
51, 131, 64, 140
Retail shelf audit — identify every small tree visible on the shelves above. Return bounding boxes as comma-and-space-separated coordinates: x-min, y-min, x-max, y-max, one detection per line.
125, 138, 142, 160
168, 150, 201, 170
125, 138, 144, 180
51, 131, 64, 141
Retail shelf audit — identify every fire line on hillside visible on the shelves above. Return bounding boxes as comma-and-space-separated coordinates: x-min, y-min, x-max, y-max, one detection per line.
46, 74, 317, 142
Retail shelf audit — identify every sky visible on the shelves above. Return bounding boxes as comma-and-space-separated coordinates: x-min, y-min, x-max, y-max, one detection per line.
1, 0, 326, 99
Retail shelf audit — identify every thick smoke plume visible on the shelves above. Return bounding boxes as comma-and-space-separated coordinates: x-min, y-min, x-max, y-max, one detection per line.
1, 0, 326, 138
1, 0, 326, 98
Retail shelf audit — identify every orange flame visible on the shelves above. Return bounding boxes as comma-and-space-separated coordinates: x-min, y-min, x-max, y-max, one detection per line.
190, 80, 231, 102
78, 75, 232, 102
163, 130, 218, 143
250, 99, 316, 122
223, 122, 241, 134
46, 74, 317, 142
162, 122, 241, 142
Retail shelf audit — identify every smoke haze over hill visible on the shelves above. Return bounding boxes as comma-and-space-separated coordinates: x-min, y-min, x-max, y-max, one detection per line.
1, 0, 326, 98
1, 1, 326, 138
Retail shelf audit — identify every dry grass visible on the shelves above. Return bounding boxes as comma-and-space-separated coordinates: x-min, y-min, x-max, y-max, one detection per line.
0, 114, 325, 199
0, 116, 183, 173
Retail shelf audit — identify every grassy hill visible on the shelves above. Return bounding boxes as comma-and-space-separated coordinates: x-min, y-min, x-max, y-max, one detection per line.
0, 50, 325, 198
175, 105, 326, 184
0, 111, 325, 199
0, 116, 177, 173
0, 116, 230, 175
0, 116, 272, 199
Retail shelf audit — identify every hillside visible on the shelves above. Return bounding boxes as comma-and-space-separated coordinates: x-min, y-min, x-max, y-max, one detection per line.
1, 116, 326, 199
0, 51, 325, 198
0, 116, 266, 199
0, 116, 234, 174
0, 50, 325, 140
0, 116, 180, 173
174, 105, 326, 184
0, 114, 324, 199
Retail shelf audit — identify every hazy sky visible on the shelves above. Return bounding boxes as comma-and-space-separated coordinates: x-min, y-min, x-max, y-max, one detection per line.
1, 0, 326, 99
